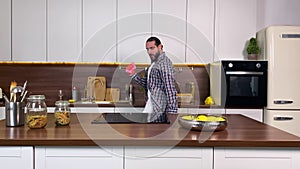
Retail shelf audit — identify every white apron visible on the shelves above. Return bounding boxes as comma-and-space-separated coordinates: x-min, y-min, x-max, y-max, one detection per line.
143, 62, 155, 121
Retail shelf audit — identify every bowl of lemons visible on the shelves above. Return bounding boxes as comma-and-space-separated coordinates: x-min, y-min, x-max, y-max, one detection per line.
178, 114, 227, 131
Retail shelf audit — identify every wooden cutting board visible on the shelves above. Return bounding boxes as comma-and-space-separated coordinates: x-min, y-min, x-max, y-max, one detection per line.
105, 88, 120, 102
86, 76, 106, 101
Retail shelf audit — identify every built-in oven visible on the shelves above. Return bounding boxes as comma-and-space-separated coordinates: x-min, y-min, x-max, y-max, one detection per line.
210, 60, 267, 108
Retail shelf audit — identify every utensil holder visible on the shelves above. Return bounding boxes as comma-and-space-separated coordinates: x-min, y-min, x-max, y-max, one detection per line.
5, 102, 25, 127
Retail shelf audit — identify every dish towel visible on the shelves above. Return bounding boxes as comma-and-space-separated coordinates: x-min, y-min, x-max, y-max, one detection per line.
143, 62, 155, 122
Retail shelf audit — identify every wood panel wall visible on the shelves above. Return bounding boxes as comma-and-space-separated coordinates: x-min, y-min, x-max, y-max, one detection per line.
0, 62, 210, 107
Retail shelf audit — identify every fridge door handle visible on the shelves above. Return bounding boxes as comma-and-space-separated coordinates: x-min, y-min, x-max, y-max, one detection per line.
273, 100, 293, 104
281, 34, 300, 38
273, 116, 294, 121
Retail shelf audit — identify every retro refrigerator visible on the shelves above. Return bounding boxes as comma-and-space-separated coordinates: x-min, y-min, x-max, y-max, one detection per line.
257, 26, 300, 136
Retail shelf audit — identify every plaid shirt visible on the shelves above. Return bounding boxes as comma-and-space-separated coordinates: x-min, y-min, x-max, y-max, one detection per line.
132, 52, 178, 121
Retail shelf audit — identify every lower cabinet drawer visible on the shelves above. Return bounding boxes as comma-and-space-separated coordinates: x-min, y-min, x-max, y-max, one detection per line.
214, 147, 300, 169
125, 147, 213, 169
35, 146, 123, 169
0, 146, 33, 169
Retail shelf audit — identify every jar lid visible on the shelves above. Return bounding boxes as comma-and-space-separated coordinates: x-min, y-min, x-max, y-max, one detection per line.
55, 100, 70, 107
27, 95, 46, 100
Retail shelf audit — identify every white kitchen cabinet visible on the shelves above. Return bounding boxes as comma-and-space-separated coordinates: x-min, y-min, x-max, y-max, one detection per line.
47, 0, 82, 62
12, 0, 46, 61
114, 107, 144, 113
187, 108, 225, 115
117, 0, 151, 63
47, 107, 114, 114
215, 0, 257, 60
125, 146, 213, 169
187, 108, 263, 122
0, 0, 11, 61
71, 107, 115, 113
0, 146, 33, 169
83, 0, 117, 62
114, 107, 187, 114
0, 107, 5, 120
225, 108, 263, 122
152, 0, 186, 64
214, 147, 300, 169
177, 108, 188, 114
186, 0, 214, 63
35, 146, 123, 169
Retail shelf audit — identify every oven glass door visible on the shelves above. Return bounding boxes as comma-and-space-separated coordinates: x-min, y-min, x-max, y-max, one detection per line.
229, 76, 259, 97
225, 71, 267, 107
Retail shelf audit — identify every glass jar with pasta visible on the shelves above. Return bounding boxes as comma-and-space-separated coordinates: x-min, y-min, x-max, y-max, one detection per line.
54, 100, 71, 126
26, 95, 48, 129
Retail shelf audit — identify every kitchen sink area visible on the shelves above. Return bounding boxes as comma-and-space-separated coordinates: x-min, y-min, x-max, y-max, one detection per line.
75, 100, 131, 104
91, 112, 170, 124
75, 101, 113, 104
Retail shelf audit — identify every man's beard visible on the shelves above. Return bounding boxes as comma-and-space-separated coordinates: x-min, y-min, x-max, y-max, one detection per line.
150, 51, 160, 63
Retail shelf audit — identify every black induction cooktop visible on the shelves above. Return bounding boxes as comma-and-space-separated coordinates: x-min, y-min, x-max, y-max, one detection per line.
91, 112, 170, 124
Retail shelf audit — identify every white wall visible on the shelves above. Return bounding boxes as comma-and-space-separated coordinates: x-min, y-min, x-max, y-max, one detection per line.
256, 0, 300, 31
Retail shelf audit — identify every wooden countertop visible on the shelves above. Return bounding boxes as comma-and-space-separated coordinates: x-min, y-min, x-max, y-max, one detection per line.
1, 113, 300, 147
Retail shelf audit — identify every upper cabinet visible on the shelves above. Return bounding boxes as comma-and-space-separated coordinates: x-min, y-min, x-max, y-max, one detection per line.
152, 0, 186, 64
83, 0, 117, 62
12, 0, 46, 61
186, 0, 214, 64
0, 0, 11, 61
47, 0, 82, 62
215, 0, 256, 61
6, 0, 300, 62
117, 0, 151, 63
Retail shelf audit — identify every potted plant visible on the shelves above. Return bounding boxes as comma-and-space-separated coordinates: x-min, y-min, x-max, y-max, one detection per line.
246, 37, 260, 60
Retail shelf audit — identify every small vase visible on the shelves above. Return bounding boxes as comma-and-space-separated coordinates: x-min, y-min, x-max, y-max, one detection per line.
248, 54, 258, 60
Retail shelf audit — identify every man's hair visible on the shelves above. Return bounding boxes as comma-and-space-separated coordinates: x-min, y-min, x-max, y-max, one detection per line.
146, 37, 162, 47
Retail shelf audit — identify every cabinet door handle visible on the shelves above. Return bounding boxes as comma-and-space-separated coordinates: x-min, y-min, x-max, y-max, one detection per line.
273, 116, 293, 121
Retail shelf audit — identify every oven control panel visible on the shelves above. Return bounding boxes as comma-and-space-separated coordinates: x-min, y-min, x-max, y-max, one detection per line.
222, 61, 267, 71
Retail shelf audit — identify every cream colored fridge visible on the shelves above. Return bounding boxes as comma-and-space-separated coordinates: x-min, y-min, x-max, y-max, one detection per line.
257, 26, 300, 136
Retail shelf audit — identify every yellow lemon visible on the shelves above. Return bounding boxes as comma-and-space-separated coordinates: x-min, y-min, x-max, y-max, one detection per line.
181, 115, 194, 121
215, 117, 226, 121
206, 116, 217, 121
196, 115, 208, 121
204, 96, 215, 105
